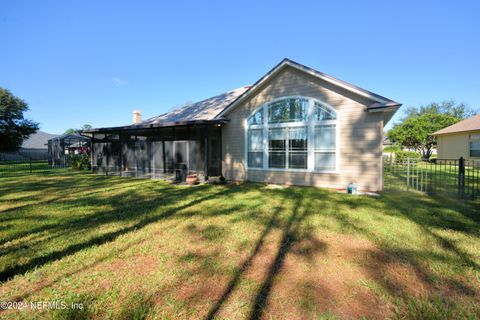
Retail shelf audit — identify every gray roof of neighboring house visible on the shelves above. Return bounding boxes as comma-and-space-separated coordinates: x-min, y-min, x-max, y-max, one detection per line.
21, 131, 59, 149
142, 86, 249, 125
433, 114, 480, 135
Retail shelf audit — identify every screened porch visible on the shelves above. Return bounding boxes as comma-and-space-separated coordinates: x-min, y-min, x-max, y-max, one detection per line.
89, 124, 222, 182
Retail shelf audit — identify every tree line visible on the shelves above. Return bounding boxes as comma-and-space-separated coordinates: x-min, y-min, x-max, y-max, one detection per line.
387, 100, 478, 160
1, 87, 92, 151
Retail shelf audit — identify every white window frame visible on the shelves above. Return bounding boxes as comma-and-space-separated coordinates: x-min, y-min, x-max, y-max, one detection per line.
470, 134, 480, 158
244, 96, 339, 173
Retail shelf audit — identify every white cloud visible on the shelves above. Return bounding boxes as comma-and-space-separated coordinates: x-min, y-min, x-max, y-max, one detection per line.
113, 77, 128, 86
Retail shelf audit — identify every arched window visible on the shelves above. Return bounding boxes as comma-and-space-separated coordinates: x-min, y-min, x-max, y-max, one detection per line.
246, 97, 338, 172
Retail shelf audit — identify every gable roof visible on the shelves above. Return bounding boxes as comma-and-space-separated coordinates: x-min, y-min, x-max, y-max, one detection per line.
433, 114, 480, 136
21, 131, 59, 149
84, 58, 401, 133
142, 86, 249, 125
216, 58, 401, 117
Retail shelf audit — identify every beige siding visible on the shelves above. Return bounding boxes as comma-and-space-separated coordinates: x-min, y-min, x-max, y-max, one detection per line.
437, 130, 480, 160
221, 66, 384, 191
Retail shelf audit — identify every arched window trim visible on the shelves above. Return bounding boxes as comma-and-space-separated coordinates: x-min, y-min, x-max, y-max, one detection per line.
245, 96, 339, 173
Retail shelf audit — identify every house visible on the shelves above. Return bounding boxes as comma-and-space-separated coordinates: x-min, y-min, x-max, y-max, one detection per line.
83, 59, 401, 191
19, 131, 59, 158
433, 114, 480, 160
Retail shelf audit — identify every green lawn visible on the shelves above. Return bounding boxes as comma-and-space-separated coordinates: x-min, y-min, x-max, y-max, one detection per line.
0, 172, 479, 319
384, 159, 480, 198
0, 161, 53, 176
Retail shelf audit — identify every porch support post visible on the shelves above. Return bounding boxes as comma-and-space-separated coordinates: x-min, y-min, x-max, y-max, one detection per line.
204, 125, 208, 181
90, 134, 95, 173
134, 130, 138, 177
120, 132, 124, 177
187, 125, 190, 175
162, 140, 166, 176
218, 123, 222, 177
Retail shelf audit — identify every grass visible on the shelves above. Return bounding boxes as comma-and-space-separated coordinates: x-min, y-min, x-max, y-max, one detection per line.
0, 172, 479, 319
0, 160, 54, 176
383, 159, 480, 198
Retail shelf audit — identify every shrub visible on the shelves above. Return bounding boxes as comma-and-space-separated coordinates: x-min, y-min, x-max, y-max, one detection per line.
67, 147, 91, 170
383, 144, 402, 153
394, 150, 422, 160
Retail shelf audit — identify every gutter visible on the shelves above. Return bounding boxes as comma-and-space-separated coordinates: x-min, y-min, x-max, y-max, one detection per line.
82, 119, 229, 134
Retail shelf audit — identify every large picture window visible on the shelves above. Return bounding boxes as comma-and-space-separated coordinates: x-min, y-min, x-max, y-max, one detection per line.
247, 97, 338, 172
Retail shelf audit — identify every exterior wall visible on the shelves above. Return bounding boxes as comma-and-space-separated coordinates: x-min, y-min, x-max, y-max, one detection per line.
221, 66, 384, 191
437, 130, 480, 160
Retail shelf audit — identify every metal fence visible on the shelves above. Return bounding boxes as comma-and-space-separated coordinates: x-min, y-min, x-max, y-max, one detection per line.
0, 150, 67, 177
383, 156, 480, 200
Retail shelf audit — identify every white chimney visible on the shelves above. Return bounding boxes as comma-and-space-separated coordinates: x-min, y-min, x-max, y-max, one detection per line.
133, 110, 142, 124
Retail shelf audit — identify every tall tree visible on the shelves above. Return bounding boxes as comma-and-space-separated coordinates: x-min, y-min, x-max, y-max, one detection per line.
402, 100, 477, 121
0, 88, 39, 151
387, 113, 459, 159
63, 124, 93, 134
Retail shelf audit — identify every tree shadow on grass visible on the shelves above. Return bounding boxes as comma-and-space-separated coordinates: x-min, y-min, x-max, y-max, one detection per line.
0, 183, 238, 283
332, 191, 480, 316
0, 180, 194, 249
205, 187, 328, 320
203, 197, 286, 320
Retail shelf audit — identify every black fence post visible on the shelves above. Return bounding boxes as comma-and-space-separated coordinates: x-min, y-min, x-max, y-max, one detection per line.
29, 157, 32, 174
458, 157, 465, 198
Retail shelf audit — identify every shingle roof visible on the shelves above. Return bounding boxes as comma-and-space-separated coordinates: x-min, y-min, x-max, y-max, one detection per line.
84, 58, 400, 133
217, 58, 401, 118
142, 86, 250, 125
433, 114, 480, 135
21, 131, 59, 149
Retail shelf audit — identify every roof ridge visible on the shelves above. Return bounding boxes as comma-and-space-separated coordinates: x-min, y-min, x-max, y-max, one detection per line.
216, 58, 401, 118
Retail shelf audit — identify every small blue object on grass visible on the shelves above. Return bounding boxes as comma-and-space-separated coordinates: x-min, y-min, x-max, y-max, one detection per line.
347, 182, 357, 194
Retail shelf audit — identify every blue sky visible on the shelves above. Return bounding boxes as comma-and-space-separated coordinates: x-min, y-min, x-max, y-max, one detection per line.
0, 0, 479, 134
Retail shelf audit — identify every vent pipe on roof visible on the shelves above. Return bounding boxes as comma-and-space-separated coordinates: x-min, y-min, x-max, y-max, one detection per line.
133, 110, 142, 124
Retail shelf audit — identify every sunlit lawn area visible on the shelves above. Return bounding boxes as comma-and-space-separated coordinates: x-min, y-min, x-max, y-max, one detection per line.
0, 172, 479, 319
0, 161, 52, 176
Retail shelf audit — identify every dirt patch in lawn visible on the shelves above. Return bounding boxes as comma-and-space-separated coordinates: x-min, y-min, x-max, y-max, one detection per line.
106, 254, 158, 277
151, 232, 437, 319
2, 229, 474, 319
235, 233, 396, 320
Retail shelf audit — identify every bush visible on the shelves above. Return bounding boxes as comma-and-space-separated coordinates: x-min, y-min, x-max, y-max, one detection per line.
383, 144, 402, 153
67, 147, 91, 170
394, 150, 422, 160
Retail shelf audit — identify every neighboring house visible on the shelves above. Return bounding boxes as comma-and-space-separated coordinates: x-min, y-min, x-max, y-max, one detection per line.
48, 133, 90, 166
84, 59, 401, 191
20, 131, 59, 159
0, 131, 58, 161
21, 130, 58, 150
433, 114, 480, 160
